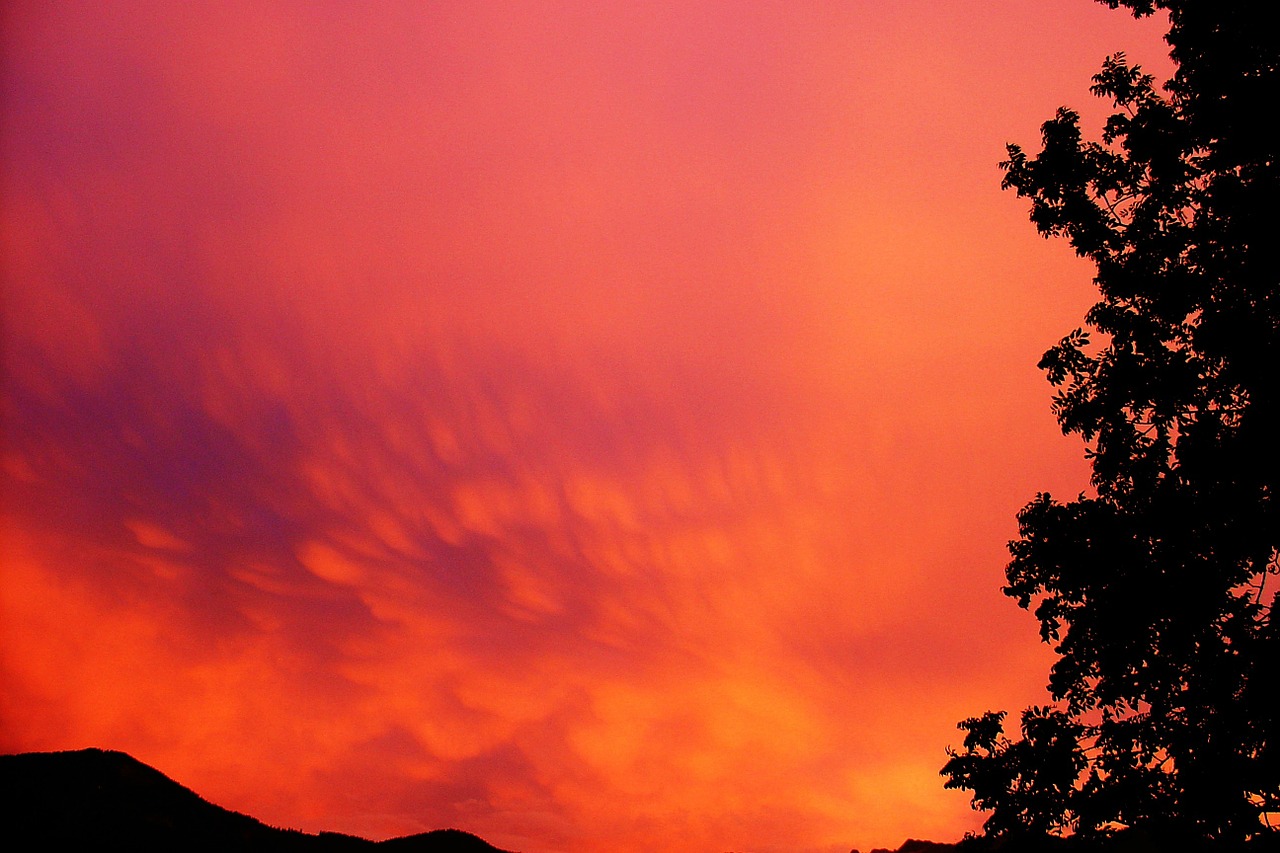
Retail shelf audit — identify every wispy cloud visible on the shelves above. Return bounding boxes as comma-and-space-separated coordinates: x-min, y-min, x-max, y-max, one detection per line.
1, 2, 1171, 851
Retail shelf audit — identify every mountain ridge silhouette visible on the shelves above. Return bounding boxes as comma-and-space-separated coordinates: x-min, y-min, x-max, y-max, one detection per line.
0, 748, 514, 852
10, 747, 1265, 853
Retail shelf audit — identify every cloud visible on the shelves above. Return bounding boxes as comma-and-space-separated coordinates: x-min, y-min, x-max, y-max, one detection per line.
1, 2, 1172, 851
0, 281, 1053, 850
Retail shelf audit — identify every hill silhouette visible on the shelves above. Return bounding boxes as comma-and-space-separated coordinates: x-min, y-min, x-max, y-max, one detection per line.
9, 748, 1275, 853
0, 748, 513, 852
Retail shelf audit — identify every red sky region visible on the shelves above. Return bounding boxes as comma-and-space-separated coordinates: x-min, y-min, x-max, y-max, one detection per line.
1, 3, 1172, 852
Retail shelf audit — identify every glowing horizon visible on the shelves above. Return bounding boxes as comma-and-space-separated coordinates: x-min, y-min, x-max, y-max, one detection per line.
1, 3, 1171, 851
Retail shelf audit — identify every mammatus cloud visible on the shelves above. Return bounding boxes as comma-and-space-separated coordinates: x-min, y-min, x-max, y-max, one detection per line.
2, 311, 1040, 849
2, 3, 1171, 851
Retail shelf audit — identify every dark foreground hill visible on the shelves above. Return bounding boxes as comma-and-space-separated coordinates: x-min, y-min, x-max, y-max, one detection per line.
0, 748, 512, 852
5, 749, 1278, 853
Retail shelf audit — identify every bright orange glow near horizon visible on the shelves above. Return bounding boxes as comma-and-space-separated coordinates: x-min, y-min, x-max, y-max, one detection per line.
2, 3, 1172, 852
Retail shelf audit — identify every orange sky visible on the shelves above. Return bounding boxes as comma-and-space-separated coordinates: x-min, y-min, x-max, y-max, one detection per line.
1, 3, 1172, 851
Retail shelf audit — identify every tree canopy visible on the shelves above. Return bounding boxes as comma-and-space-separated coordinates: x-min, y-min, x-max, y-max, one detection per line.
942, 0, 1278, 845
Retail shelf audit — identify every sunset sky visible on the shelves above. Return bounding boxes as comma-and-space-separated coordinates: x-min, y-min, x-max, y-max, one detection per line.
1, 3, 1173, 851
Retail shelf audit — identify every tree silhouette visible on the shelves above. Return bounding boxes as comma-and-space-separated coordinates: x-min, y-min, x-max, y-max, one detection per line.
943, 0, 1278, 845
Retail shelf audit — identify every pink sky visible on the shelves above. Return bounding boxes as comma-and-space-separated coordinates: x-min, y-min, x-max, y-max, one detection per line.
2, 3, 1171, 851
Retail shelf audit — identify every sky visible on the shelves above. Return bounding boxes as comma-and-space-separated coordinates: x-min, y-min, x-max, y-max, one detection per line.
1, 3, 1172, 852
